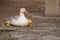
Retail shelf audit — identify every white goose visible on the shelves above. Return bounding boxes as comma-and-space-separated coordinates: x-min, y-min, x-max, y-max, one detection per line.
3, 8, 33, 27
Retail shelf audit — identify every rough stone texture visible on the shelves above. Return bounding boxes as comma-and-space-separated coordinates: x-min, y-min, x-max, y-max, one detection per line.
0, 0, 45, 13
45, 0, 60, 16
0, 13, 60, 40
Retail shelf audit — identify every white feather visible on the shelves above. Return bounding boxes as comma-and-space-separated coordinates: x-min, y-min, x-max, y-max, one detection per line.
10, 8, 28, 26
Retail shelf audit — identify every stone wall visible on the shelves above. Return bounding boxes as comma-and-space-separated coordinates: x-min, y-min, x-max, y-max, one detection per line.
0, 0, 45, 13
45, 0, 60, 16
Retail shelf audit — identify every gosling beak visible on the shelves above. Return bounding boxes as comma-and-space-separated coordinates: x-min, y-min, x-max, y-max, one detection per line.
24, 9, 28, 14
2, 21, 10, 27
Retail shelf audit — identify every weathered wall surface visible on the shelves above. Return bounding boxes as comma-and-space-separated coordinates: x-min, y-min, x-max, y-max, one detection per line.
45, 0, 60, 16
0, 0, 45, 13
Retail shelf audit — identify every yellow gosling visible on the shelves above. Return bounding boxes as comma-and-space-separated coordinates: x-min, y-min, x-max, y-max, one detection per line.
2, 21, 11, 27
28, 19, 33, 26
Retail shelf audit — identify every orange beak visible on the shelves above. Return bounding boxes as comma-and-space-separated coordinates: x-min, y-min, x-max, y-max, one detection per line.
24, 9, 28, 14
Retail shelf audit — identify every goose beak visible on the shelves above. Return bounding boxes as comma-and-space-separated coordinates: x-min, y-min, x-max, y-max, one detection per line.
24, 9, 28, 14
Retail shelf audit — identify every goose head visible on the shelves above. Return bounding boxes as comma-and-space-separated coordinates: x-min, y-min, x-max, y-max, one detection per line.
20, 8, 28, 14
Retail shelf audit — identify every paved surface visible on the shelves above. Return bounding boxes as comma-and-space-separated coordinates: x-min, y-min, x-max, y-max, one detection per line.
0, 5, 60, 40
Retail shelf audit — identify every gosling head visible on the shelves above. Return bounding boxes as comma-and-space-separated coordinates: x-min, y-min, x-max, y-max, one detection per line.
20, 8, 28, 14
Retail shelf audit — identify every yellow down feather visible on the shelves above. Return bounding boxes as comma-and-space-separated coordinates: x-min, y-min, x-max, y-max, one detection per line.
2, 21, 10, 27
28, 19, 33, 26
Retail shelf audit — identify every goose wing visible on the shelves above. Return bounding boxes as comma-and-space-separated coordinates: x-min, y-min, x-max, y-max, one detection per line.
4, 16, 19, 22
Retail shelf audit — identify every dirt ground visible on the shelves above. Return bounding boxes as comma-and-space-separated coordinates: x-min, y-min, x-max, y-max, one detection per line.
0, 0, 60, 40
0, 7, 60, 40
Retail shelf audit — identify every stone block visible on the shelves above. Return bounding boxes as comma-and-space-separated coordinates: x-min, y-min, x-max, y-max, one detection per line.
45, 0, 59, 16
